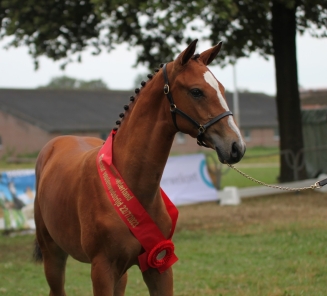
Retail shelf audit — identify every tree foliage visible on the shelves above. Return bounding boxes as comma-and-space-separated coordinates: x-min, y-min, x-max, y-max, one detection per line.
0, 0, 102, 69
133, 72, 149, 88
1, 0, 327, 181
1, 1, 326, 68
38, 76, 108, 90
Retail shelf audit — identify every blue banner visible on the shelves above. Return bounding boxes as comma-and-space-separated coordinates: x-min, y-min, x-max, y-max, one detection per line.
0, 169, 35, 230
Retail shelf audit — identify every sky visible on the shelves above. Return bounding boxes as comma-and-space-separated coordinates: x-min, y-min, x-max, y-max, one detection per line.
0, 33, 327, 96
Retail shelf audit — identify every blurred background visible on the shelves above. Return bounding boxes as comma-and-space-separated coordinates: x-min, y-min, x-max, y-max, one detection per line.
0, 2, 327, 295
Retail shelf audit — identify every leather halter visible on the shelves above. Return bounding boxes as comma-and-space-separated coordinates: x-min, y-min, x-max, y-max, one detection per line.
162, 63, 233, 147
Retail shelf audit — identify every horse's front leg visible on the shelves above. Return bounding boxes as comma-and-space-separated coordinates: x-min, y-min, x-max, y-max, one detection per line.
114, 272, 128, 296
91, 256, 127, 296
142, 267, 173, 296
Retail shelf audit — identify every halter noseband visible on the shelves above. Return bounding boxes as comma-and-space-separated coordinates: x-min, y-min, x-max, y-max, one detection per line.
162, 63, 233, 147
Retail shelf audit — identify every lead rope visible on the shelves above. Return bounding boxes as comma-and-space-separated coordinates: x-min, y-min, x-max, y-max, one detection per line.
226, 164, 327, 191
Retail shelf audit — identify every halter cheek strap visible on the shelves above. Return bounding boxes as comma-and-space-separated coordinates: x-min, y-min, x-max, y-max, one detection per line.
162, 63, 233, 147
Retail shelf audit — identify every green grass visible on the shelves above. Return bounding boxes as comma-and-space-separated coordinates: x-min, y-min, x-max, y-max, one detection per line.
243, 146, 278, 155
241, 146, 279, 163
1, 224, 326, 295
220, 166, 280, 188
1, 192, 327, 296
206, 146, 280, 189
206, 146, 279, 165
0, 161, 35, 171
174, 228, 327, 296
0, 150, 37, 171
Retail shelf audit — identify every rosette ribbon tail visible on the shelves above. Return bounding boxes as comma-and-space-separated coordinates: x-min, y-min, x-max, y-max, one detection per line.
138, 240, 178, 273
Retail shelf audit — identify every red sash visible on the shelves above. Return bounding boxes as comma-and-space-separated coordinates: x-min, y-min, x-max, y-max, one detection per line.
97, 131, 178, 273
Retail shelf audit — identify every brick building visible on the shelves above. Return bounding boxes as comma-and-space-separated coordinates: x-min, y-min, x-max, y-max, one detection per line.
0, 88, 279, 158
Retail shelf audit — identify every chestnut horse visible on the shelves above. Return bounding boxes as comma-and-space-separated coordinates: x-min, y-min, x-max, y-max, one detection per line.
33, 40, 245, 296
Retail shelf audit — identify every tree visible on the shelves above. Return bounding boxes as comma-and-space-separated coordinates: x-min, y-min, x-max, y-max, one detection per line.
133, 72, 149, 88
1, 0, 327, 181
79, 79, 108, 90
38, 76, 108, 90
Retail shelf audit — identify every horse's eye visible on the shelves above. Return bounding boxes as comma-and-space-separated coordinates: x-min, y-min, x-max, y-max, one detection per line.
190, 88, 203, 98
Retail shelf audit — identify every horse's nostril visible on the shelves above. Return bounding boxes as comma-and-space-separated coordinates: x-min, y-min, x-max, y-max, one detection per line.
231, 142, 239, 158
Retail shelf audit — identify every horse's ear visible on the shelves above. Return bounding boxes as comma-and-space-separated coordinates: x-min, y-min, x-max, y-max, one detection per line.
200, 41, 223, 65
176, 39, 198, 66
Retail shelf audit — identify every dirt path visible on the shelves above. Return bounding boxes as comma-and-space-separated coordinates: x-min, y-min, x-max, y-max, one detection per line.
176, 190, 327, 232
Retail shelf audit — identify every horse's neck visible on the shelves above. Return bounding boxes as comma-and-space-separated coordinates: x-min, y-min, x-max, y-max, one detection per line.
112, 76, 176, 208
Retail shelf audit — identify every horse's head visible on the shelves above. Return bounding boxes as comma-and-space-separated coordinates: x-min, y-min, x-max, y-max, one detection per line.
164, 39, 245, 164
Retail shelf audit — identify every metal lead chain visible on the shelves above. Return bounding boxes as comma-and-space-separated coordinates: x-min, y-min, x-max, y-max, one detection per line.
227, 164, 320, 191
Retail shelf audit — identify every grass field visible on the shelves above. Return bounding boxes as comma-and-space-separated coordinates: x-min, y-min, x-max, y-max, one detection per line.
220, 165, 279, 188
1, 191, 326, 295
206, 146, 280, 189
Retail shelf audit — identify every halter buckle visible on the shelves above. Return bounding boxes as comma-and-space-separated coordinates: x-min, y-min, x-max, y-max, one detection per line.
170, 104, 177, 112
164, 84, 170, 94
198, 125, 206, 134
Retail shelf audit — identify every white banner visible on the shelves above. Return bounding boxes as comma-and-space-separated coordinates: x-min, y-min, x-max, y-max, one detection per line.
0, 155, 217, 229
161, 154, 218, 206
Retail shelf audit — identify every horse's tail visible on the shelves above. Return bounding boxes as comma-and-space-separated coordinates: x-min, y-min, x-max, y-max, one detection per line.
33, 142, 47, 264
33, 239, 43, 263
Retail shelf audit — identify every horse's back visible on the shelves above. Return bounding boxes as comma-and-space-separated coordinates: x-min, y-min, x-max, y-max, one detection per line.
36, 135, 103, 173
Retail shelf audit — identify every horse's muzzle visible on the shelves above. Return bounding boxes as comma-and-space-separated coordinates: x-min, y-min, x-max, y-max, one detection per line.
216, 141, 246, 164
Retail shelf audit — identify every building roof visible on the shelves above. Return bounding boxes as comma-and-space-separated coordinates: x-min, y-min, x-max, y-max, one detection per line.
0, 88, 131, 132
0, 88, 278, 132
225, 91, 278, 128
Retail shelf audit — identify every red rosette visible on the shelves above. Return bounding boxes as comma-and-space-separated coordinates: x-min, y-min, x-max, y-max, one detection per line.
147, 240, 175, 269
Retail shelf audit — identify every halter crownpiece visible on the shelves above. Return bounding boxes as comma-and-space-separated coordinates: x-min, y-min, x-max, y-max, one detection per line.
162, 63, 233, 147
